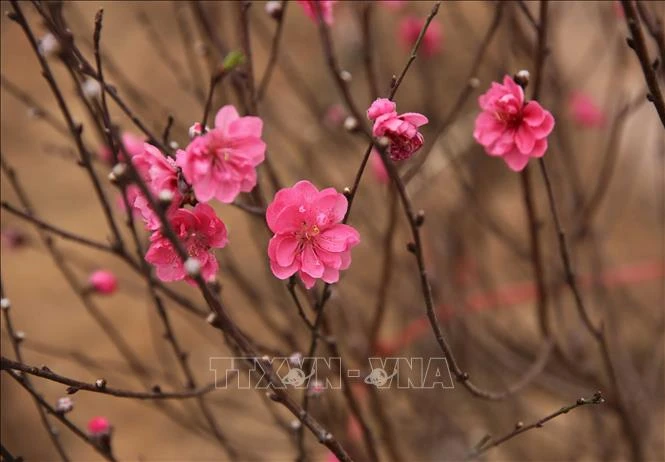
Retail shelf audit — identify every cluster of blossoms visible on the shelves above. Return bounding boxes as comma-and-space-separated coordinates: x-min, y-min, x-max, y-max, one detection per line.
110, 105, 264, 284
102, 73, 558, 289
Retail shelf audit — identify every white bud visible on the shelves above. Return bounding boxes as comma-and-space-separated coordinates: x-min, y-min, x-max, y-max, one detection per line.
112, 163, 127, 179
289, 419, 302, 430
56, 397, 74, 413
340, 70, 352, 82
265, 1, 283, 19
469, 77, 480, 89
184, 257, 201, 277
343, 116, 358, 132
288, 352, 302, 366
261, 355, 271, 362
95, 378, 106, 389
377, 136, 390, 148
169, 140, 179, 150
82, 78, 101, 100
158, 189, 174, 204
0, 298, 10, 310
206, 312, 218, 325
38, 33, 60, 57
15, 331, 25, 341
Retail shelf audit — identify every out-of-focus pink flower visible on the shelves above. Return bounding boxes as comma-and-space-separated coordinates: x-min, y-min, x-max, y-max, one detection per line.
1, 227, 28, 249
569, 92, 605, 128
88, 270, 118, 295
176, 105, 266, 204
325, 452, 339, 462
297, 0, 336, 25
473, 75, 555, 172
367, 98, 428, 161
128, 143, 182, 230
380, 0, 406, 10
266, 181, 360, 289
370, 150, 389, 184
613, 1, 624, 18
324, 103, 346, 128
145, 203, 228, 284
87, 416, 111, 436
98, 132, 146, 165
398, 16, 443, 57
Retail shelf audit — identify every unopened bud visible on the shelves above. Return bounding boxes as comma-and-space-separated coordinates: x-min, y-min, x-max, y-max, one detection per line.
307, 379, 325, 397
158, 189, 174, 205
376, 136, 390, 148
169, 140, 179, 150
288, 352, 302, 366
265, 1, 283, 20
340, 70, 352, 82
469, 77, 480, 89
514, 70, 530, 88
109, 163, 127, 184
289, 419, 302, 430
184, 257, 201, 277
414, 210, 425, 226
206, 312, 218, 326
14, 331, 25, 342
95, 378, 107, 389
222, 50, 245, 71
0, 298, 10, 310
188, 122, 206, 139
55, 397, 74, 414
343, 116, 358, 132
38, 33, 61, 57
82, 78, 102, 100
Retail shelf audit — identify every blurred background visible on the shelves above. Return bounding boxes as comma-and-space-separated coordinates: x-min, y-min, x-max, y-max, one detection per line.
1, 1, 663, 461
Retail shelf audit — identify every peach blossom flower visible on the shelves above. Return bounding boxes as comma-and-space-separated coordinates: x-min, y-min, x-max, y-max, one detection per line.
145, 203, 228, 284
127, 143, 182, 230
98, 132, 145, 165
88, 270, 118, 295
473, 75, 555, 172
367, 98, 428, 161
176, 105, 266, 204
297, 0, 336, 25
569, 92, 605, 128
266, 180, 360, 289
398, 16, 443, 57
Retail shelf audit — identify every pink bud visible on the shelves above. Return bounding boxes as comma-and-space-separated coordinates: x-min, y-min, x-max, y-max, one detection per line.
88, 270, 118, 295
1, 227, 28, 249
307, 379, 325, 397
87, 416, 111, 436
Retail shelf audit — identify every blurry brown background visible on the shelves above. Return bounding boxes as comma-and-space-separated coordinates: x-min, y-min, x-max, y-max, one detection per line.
1, 1, 664, 461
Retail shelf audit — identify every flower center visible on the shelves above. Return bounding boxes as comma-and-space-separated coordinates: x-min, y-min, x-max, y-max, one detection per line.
304, 225, 320, 240
494, 110, 522, 128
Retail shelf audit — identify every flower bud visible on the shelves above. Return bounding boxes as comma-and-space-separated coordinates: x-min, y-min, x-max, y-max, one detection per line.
265, 1, 283, 20
82, 78, 102, 100
514, 70, 530, 89
55, 397, 74, 414
89, 270, 118, 295
307, 379, 325, 397
38, 33, 60, 58
184, 257, 201, 277
0, 298, 10, 310
343, 116, 358, 132
340, 70, 352, 82
87, 416, 111, 436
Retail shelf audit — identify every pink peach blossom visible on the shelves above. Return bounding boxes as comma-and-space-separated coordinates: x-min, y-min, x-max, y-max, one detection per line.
297, 0, 336, 25
266, 181, 360, 289
176, 105, 266, 204
128, 142, 182, 230
569, 92, 605, 128
98, 132, 146, 165
88, 270, 118, 295
473, 75, 555, 172
398, 16, 443, 57
87, 416, 111, 435
367, 98, 428, 161
370, 150, 389, 184
145, 203, 228, 284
